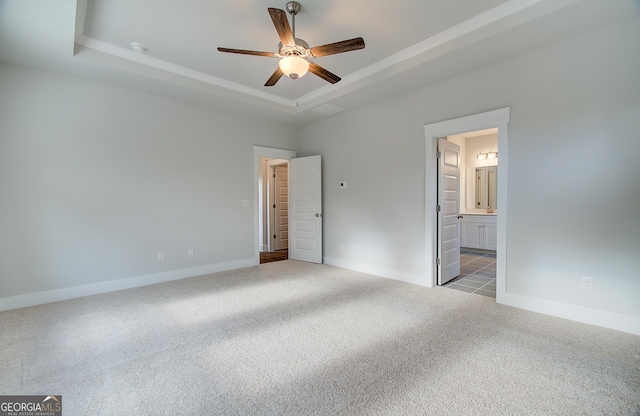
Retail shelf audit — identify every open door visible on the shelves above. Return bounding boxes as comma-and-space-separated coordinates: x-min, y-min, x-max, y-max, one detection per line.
289, 155, 322, 263
437, 138, 461, 285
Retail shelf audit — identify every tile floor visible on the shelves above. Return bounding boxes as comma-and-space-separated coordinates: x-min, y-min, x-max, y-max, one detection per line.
443, 249, 496, 298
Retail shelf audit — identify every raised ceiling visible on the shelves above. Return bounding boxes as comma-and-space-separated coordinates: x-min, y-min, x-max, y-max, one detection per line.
1, 0, 638, 125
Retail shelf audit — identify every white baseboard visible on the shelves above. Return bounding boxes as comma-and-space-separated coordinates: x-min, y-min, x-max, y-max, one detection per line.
498, 292, 640, 336
5, 257, 637, 336
0, 258, 258, 312
323, 256, 428, 287
325, 257, 640, 336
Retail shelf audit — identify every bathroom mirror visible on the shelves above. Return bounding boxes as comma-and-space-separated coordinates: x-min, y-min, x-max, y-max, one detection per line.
466, 166, 497, 210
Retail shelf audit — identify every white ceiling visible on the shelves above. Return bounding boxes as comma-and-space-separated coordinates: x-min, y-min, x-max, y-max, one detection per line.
1, 0, 638, 125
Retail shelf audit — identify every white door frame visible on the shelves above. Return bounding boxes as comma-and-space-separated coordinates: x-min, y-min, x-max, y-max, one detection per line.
253, 146, 297, 264
424, 108, 510, 303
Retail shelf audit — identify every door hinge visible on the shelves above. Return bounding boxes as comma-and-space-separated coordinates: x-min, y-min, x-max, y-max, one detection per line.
273, 235, 276, 239
273, 204, 276, 208
273, 173, 276, 178
436, 150, 442, 159
436, 205, 441, 212
436, 258, 441, 266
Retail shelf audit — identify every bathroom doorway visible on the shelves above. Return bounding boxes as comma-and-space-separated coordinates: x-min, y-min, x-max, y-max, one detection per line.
442, 130, 498, 297
424, 108, 510, 301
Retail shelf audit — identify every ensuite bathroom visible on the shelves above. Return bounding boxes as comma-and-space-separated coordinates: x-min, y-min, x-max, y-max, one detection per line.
444, 129, 498, 298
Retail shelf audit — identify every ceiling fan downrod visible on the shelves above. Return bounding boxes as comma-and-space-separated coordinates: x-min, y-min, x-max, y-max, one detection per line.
286, 1, 301, 38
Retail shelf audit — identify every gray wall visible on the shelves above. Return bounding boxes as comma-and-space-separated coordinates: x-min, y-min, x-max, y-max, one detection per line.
0, 63, 297, 299
1, 16, 638, 331
299, 17, 640, 320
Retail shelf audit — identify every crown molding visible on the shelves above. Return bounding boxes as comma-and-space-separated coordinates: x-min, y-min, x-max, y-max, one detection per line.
74, 0, 580, 114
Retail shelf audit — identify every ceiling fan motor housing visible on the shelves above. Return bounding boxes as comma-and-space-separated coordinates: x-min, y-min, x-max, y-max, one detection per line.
277, 39, 310, 58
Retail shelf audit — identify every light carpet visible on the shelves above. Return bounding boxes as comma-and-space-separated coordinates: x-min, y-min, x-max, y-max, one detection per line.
1, 261, 639, 415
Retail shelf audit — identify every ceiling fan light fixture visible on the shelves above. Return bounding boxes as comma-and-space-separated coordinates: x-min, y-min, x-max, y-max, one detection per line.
279, 56, 309, 79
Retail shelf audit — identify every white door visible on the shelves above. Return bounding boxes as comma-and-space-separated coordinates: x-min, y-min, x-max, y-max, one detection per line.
289, 155, 322, 263
437, 138, 461, 285
273, 165, 289, 250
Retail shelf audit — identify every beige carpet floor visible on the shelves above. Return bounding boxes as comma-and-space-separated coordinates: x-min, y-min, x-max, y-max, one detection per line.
1, 261, 639, 415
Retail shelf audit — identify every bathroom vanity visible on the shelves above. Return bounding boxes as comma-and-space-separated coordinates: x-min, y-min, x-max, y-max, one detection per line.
460, 214, 497, 250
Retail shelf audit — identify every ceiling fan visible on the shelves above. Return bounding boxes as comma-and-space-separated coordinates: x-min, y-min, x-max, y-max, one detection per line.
217, 1, 365, 87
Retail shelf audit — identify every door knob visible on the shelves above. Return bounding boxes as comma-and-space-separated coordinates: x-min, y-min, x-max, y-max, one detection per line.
315, 213, 320, 217
457, 215, 464, 219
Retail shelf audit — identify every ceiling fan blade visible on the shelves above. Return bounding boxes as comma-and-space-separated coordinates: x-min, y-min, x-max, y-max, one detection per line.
217, 47, 275, 58
310, 37, 365, 57
265, 67, 284, 87
268, 8, 295, 47
308, 62, 341, 84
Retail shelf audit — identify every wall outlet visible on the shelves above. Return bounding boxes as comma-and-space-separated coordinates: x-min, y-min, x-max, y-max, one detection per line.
188, 249, 194, 257
581, 276, 593, 290
157, 252, 165, 262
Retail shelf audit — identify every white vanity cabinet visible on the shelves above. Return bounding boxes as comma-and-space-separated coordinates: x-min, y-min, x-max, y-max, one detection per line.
461, 215, 497, 250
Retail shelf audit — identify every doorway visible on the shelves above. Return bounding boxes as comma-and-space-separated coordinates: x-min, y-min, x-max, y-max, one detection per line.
267, 160, 289, 251
259, 158, 289, 264
424, 108, 510, 303
253, 147, 324, 265
441, 129, 499, 297
254, 146, 297, 265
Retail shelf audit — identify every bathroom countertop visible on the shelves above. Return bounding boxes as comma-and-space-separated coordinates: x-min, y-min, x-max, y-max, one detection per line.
461, 212, 497, 216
